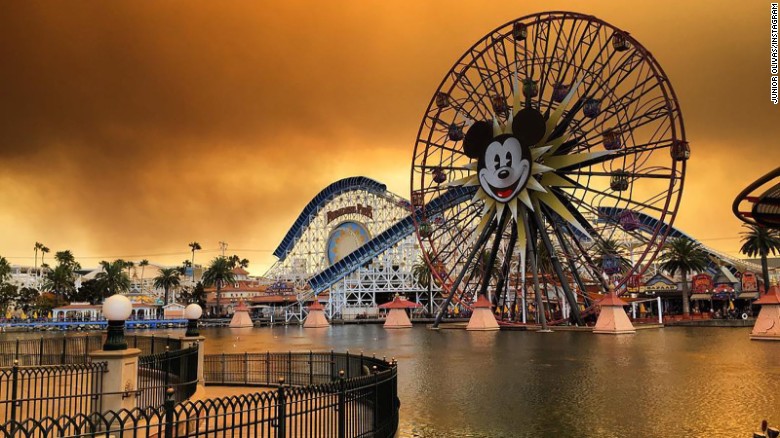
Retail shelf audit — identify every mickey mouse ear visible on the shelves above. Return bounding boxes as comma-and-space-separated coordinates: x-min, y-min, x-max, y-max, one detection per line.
463, 121, 494, 159
511, 108, 546, 147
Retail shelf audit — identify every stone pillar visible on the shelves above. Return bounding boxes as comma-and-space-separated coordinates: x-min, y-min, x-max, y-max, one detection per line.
89, 348, 142, 413
181, 336, 206, 386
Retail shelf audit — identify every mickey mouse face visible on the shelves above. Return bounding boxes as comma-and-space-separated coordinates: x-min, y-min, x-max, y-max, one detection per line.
462, 108, 546, 203
478, 135, 530, 202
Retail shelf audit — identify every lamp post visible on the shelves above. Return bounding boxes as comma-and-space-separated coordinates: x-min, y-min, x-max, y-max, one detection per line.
102, 294, 133, 351
184, 303, 203, 337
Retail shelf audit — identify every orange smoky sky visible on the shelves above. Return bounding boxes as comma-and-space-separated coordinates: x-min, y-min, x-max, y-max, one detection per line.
0, 0, 778, 274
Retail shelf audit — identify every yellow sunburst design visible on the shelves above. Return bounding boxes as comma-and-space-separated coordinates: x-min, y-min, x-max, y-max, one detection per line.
450, 77, 612, 268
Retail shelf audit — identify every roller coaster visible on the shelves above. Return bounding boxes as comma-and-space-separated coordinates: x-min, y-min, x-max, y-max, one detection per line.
266, 176, 758, 323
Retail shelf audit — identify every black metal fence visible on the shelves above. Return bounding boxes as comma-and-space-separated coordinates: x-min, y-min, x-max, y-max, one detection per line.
137, 346, 199, 410
0, 361, 106, 425
0, 334, 184, 367
0, 352, 399, 438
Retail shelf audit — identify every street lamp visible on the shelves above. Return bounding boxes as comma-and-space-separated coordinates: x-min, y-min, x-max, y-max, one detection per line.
103, 294, 133, 351
184, 303, 203, 337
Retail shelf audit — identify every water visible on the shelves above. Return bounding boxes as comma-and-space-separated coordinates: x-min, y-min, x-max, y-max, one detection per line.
4, 325, 779, 437
195, 325, 780, 437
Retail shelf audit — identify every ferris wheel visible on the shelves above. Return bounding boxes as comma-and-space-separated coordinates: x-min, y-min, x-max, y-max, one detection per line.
411, 12, 688, 326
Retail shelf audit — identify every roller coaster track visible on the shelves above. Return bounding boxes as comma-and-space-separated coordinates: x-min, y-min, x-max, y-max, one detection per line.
279, 178, 756, 312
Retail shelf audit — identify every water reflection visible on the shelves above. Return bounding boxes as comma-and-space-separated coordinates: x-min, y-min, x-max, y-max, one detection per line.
2, 325, 779, 436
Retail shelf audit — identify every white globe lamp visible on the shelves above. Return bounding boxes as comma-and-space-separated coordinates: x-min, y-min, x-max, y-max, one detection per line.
184, 303, 203, 337
102, 294, 133, 350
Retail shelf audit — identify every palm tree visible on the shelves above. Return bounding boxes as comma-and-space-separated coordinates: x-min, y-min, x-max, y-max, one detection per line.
153, 268, 181, 305
0, 256, 11, 284
739, 225, 780, 294
179, 259, 193, 276
412, 253, 435, 315
54, 250, 80, 270
95, 260, 131, 296
139, 259, 149, 281
43, 265, 79, 298
202, 256, 235, 317
40, 246, 50, 276
33, 242, 44, 277
188, 242, 202, 282
658, 238, 709, 315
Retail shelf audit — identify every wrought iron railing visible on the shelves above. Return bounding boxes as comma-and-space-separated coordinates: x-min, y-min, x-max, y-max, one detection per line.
0, 351, 399, 438
0, 360, 106, 425
0, 334, 184, 367
137, 346, 199, 410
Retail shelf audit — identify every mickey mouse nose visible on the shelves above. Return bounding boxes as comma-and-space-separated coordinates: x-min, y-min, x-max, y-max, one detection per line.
498, 169, 510, 179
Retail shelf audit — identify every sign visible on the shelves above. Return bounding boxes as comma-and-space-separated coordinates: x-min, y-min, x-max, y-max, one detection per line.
627, 274, 642, 293
640, 273, 677, 293
691, 273, 713, 294
326, 204, 373, 224
741, 271, 758, 292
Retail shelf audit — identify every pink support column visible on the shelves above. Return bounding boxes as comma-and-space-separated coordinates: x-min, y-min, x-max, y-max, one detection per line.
466, 295, 500, 331
303, 301, 330, 328
750, 284, 780, 341
593, 286, 636, 335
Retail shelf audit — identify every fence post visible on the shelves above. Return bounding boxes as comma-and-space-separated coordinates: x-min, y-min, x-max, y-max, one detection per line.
266, 351, 270, 385
276, 377, 286, 438
15, 339, 19, 363
287, 351, 292, 384
164, 346, 171, 390
346, 350, 350, 378
244, 352, 248, 386
373, 366, 380, 433
221, 353, 226, 385
164, 387, 175, 438
309, 351, 313, 385
38, 338, 44, 365
338, 370, 346, 438
10, 360, 19, 424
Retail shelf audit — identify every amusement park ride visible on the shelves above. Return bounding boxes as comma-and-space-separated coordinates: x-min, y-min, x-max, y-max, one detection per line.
267, 12, 753, 326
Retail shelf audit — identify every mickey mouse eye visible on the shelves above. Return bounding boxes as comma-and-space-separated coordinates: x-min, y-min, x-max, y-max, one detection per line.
493, 155, 500, 170
505, 152, 512, 168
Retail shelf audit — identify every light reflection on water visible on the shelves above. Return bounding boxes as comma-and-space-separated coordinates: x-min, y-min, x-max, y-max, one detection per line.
4, 325, 779, 437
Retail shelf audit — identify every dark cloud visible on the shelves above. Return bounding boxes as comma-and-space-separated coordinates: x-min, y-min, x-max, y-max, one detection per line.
0, 0, 777, 271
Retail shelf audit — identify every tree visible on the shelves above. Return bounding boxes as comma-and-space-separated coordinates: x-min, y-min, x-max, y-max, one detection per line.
658, 237, 709, 315
139, 259, 150, 284
43, 265, 79, 298
0, 283, 18, 314
154, 268, 181, 305
0, 256, 11, 284
54, 250, 80, 271
180, 260, 192, 276
739, 225, 780, 294
35, 292, 66, 316
202, 256, 235, 316
180, 282, 207, 308
18, 287, 40, 309
33, 242, 44, 277
412, 253, 437, 316
188, 242, 202, 282
95, 260, 131, 296
40, 246, 50, 275
70, 279, 105, 304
